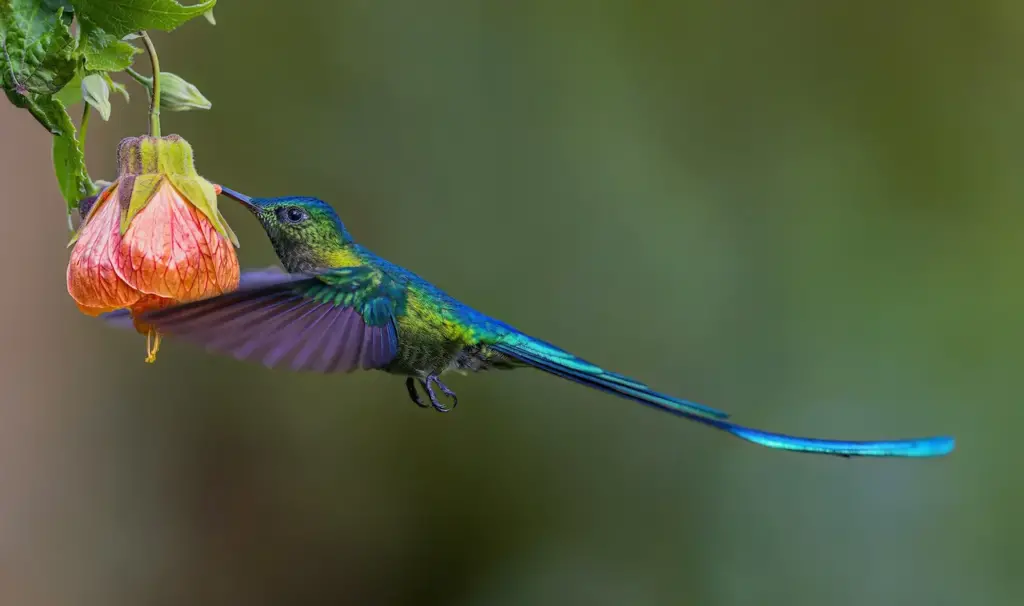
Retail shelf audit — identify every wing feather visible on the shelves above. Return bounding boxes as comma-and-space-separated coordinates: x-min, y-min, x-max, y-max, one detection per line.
138, 266, 405, 373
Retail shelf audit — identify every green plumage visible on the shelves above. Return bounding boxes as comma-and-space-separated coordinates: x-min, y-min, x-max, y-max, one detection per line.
131, 189, 955, 459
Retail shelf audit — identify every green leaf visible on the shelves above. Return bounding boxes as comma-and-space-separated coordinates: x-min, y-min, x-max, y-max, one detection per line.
79, 16, 139, 72
0, 0, 78, 97
50, 96, 91, 212
69, 0, 216, 39
5, 84, 69, 133
80, 72, 108, 119
42, 0, 74, 12
54, 67, 83, 106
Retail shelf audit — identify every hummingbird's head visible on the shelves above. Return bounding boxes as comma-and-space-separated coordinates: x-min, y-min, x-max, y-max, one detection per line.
219, 187, 354, 272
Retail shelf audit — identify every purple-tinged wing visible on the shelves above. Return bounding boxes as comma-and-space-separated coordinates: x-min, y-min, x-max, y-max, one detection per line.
98, 267, 292, 330
99, 309, 134, 330
134, 268, 400, 373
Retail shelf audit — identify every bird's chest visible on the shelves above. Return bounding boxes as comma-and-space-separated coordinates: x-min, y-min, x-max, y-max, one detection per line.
390, 292, 473, 375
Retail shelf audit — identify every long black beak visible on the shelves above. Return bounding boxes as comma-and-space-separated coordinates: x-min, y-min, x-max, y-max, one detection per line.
218, 185, 258, 212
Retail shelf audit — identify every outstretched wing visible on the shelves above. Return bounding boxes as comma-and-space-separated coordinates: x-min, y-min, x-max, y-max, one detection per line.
99, 267, 293, 329
138, 266, 407, 373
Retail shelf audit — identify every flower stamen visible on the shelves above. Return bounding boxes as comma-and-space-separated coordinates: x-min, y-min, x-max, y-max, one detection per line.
145, 329, 162, 363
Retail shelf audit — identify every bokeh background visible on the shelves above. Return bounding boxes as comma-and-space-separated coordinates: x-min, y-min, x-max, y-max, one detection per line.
0, 1, 1018, 604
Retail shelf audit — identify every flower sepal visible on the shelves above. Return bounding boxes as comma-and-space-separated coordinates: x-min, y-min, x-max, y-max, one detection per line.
113, 134, 238, 246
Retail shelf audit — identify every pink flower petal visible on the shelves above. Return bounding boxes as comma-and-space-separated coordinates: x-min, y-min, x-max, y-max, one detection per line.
114, 182, 240, 303
66, 187, 143, 315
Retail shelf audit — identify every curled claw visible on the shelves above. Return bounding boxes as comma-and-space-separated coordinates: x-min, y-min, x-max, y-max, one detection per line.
406, 377, 428, 408
420, 375, 458, 413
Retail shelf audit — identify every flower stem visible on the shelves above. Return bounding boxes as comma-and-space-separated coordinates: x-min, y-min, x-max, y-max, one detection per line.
79, 103, 91, 148
124, 66, 152, 87
139, 31, 161, 138
79, 104, 99, 196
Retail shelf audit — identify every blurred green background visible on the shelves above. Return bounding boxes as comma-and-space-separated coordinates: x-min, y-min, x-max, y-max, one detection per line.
0, 1, 1017, 604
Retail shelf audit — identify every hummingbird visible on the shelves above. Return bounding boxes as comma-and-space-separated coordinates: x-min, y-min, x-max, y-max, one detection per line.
120, 187, 954, 459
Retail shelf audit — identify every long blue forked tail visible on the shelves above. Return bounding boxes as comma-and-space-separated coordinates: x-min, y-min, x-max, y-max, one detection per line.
490, 335, 954, 458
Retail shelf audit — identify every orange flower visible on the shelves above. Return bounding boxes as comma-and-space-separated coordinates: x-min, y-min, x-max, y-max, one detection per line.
67, 135, 240, 362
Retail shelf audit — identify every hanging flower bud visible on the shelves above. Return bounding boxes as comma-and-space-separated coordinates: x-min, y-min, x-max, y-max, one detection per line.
66, 134, 240, 362
80, 74, 112, 121
133, 72, 212, 112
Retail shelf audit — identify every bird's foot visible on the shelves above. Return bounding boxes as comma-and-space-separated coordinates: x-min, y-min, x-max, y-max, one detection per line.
406, 377, 428, 408
420, 375, 458, 413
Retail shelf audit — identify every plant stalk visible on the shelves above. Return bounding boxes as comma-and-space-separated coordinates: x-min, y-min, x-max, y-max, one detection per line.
79, 104, 99, 196
139, 31, 162, 137
79, 103, 91, 149
124, 66, 152, 87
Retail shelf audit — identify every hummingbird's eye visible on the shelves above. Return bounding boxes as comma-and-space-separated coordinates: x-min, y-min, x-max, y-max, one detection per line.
278, 206, 309, 224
